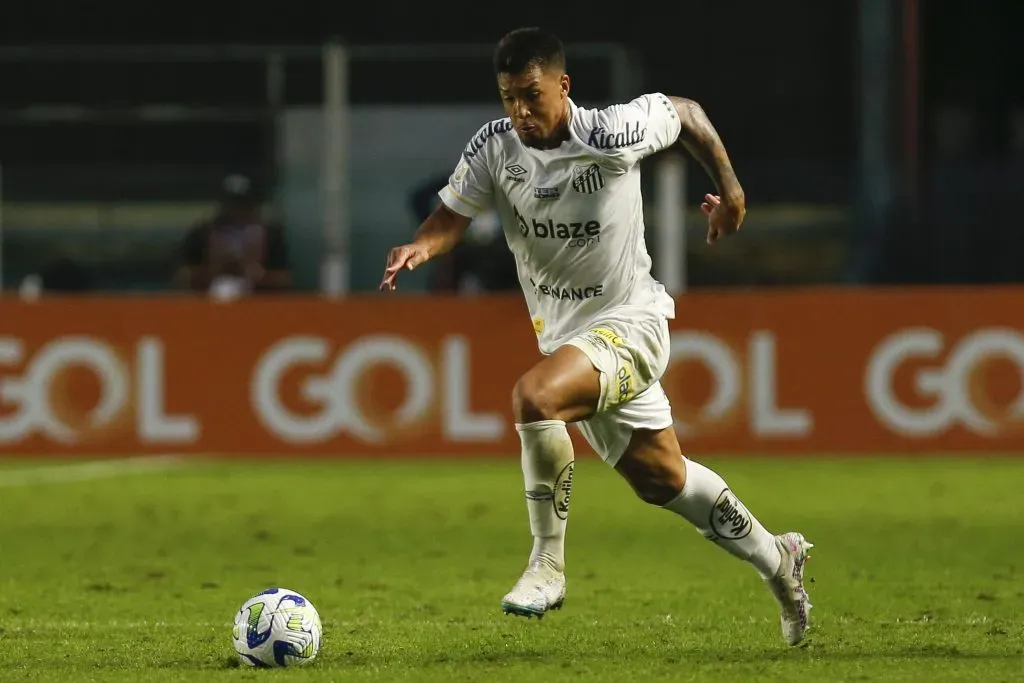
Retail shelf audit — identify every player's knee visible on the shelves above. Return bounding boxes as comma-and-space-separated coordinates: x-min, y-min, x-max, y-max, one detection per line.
512, 372, 564, 423
633, 474, 684, 507
615, 428, 687, 506
619, 454, 686, 506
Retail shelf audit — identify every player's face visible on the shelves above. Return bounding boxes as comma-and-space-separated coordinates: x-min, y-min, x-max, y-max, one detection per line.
497, 64, 570, 148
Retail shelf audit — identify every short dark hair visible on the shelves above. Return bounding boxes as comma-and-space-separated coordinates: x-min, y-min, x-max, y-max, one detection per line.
493, 28, 566, 76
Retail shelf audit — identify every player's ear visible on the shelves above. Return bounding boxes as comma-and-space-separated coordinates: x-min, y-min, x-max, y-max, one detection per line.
560, 73, 571, 98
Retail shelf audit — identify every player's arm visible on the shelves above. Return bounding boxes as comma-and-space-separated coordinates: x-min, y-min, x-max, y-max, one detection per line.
413, 203, 473, 258
667, 96, 746, 243
381, 129, 496, 292
379, 203, 471, 292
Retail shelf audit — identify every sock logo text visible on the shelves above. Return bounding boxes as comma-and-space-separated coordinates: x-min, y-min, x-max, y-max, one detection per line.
554, 461, 574, 520
710, 488, 752, 539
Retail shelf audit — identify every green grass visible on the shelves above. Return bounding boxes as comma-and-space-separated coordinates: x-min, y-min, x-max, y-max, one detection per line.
0, 456, 1022, 682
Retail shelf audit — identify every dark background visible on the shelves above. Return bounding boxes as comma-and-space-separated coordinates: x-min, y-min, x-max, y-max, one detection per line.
0, 0, 1020, 289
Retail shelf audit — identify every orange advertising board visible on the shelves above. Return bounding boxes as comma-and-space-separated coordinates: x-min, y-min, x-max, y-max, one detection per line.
1, 287, 1023, 457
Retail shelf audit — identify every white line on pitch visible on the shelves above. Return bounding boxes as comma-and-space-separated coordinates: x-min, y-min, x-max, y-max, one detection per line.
0, 455, 186, 488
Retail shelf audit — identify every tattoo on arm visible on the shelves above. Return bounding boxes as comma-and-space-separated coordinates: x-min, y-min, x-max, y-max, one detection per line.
668, 96, 744, 202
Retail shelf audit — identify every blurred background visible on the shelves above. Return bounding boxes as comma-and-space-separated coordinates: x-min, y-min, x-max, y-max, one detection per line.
1, 0, 1020, 298
2, 4, 1024, 679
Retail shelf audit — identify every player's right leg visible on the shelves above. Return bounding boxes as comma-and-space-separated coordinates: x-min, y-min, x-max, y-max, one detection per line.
501, 344, 601, 619
500, 315, 667, 619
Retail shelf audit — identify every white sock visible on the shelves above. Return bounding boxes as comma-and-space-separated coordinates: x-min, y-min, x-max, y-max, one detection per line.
515, 420, 575, 572
663, 457, 782, 578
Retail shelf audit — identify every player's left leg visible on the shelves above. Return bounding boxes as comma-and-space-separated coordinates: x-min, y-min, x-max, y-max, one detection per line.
609, 420, 814, 646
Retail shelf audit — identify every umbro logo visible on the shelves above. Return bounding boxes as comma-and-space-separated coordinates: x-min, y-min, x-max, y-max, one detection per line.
505, 163, 528, 182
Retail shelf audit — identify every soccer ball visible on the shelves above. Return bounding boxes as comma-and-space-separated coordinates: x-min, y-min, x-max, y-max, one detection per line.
232, 588, 322, 668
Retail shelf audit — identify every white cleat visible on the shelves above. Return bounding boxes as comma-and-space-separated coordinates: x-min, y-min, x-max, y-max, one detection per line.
765, 532, 814, 646
500, 561, 566, 619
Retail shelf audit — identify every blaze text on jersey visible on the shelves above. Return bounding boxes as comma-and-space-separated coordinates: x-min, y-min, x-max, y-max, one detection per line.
514, 206, 601, 248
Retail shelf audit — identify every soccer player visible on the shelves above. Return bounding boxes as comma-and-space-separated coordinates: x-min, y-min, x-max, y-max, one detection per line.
379, 27, 813, 646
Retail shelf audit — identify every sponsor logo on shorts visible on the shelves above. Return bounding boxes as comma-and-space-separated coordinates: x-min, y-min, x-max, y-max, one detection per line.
554, 461, 574, 520
710, 488, 752, 540
590, 327, 624, 347
579, 335, 607, 354
616, 364, 635, 405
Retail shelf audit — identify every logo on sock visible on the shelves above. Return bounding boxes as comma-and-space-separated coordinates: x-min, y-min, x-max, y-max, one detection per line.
710, 488, 752, 539
553, 461, 574, 520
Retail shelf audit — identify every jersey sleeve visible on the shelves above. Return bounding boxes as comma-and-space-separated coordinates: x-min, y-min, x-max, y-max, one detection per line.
581, 93, 682, 171
437, 139, 495, 219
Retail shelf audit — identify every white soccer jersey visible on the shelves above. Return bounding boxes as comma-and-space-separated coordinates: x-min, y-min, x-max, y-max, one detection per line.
438, 93, 682, 354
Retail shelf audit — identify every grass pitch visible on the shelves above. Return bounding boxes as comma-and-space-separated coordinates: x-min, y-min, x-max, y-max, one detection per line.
0, 455, 1021, 682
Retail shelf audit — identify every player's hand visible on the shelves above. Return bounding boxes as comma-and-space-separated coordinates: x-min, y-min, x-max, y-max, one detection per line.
379, 243, 430, 292
701, 193, 746, 245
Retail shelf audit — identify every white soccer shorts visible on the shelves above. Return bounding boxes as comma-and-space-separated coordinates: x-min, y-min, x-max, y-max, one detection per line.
564, 310, 673, 467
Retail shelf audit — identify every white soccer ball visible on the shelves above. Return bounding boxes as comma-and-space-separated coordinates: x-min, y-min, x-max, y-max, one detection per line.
232, 588, 322, 668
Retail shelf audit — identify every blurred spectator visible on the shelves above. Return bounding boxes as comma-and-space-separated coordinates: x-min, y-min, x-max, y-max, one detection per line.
409, 173, 518, 293
175, 174, 291, 298
18, 256, 93, 301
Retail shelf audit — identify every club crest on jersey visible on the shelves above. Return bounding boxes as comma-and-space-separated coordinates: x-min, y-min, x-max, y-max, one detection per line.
572, 163, 605, 194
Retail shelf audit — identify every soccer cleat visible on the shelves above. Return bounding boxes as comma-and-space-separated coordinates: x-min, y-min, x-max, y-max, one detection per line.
764, 532, 814, 646
500, 561, 566, 619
